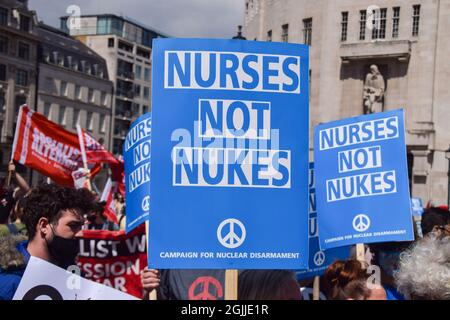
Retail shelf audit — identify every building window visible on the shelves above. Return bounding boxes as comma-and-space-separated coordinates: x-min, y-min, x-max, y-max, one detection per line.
118, 40, 133, 53
43, 103, 51, 119
0, 64, 6, 81
135, 65, 142, 79
117, 59, 133, 79
144, 68, 151, 82
134, 84, 141, 97
16, 69, 28, 86
75, 85, 82, 100
359, 10, 367, 40
72, 108, 80, 128
281, 24, 289, 42
64, 55, 72, 68
267, 30, 272, 42
303, 18, 312, 46
0, 90, 5, 113
132, 103, 140, 114
101, 91, 107, 106
0, 35, 8, 54
19, 14, 30, 32
18, 42, 30, 60
58, 105, 67, 126
143, 87, 150, 100
108, 38, 115, 48
60, 81, 68, 97
88, 88, 95, 103
143, 105, 149, 114
99, 114, 106, 133
0, 7, 8, 26
372, 8, 387, 40
412, 5, 421, 37
341, 12, 348, 42
137, 48, 150, 60
14, 96, 26, 118
392, 7, 401, 38
87, 111, 94, 132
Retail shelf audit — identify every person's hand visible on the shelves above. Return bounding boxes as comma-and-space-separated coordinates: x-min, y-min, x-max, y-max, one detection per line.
141, 268, 160, 291
8, 161, 15, 173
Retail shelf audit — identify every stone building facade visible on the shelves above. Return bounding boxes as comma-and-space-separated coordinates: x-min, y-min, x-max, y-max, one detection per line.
35, 23, 114, 187
243, 0, 450, 205
0, 0, 39, 174
36, 23, 113, 151
60, 14, 166, 155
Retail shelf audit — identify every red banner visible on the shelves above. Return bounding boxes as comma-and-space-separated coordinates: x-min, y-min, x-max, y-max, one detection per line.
12, 105, 86, 187
77, 225, 147, 299
100, 178, 119, 223
78, 126, 119, 165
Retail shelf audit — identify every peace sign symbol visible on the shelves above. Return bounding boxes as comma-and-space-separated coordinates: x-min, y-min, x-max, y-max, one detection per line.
188, 276, 223, 300
141, 196, 150, 212
352, 214, 371, 232
217, 219, 246, 249
313, 251, 325, 266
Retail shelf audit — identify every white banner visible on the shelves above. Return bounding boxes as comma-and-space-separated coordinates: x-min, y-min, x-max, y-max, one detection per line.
13, 257, 139, 300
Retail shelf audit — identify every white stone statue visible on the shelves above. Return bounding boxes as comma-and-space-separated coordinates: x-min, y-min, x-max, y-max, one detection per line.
363, 65, 385, 114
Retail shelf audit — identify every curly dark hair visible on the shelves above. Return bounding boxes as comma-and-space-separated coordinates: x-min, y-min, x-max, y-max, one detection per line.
22, 184, 97, 239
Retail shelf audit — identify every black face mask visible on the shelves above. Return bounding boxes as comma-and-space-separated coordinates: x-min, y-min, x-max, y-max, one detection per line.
46, 225, 80, 269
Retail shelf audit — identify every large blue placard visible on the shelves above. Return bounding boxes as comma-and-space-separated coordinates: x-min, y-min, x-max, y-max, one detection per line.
314, 110, 414, 250
148, 39, 310, 269
123, 113, 151, 233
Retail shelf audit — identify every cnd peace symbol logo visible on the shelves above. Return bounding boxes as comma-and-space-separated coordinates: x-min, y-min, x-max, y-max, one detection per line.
188, 276, 223, 300
313, 251, 325, 266
217, 219, 246, 249
141, 195, 150, 212
352, 214, 371, 232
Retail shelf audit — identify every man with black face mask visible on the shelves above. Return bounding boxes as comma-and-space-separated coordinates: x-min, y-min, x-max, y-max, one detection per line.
0, 184, 96, 300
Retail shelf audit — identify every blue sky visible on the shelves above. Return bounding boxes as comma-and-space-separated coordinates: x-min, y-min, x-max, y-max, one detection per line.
29, 0, 245, 38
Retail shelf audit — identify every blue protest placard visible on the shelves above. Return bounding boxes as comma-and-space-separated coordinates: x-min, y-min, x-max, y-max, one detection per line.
123, 113, 151, 233
314, 110, 414, 250
296, 164, 350, 280
148, 38, 309, 269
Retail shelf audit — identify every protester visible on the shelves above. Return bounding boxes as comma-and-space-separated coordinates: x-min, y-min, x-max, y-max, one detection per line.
85, 201, 120, 231
421, 206, 450, 237
324, 260, 387, 300
0, 232, 27, 300
0, 163, 30, 237
238, 270, 302, 300
395, 233, 450, 300
369, 242, 413, 300
0, 189, 17, 237
0, 183, 97, 300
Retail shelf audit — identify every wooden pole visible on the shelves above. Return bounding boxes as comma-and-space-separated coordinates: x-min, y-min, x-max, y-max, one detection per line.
312, 275, 320, 300
145, 220, 157, 300
225, 269, 238, 300
76, 125, 92, 191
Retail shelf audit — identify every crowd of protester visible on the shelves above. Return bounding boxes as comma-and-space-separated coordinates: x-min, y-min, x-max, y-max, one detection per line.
1, 163, 450, 300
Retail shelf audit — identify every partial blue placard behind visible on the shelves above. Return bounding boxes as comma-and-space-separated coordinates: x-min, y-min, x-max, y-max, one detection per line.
296, 163, 350, 280
123, 113, 151, 233
314, 110, 414, 250
411, 197, 424, 217
148, 38, 310, 269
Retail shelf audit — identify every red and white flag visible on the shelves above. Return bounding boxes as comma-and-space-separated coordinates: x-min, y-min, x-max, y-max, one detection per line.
100, 178, 119, 223
77, 125, 119, 165
12, 105, 99, 187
